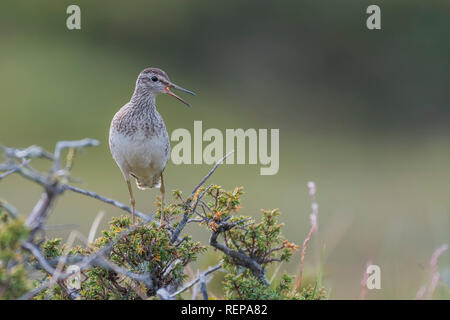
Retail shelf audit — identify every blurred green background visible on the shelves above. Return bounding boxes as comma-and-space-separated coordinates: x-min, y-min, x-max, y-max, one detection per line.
0, 0, 449, 299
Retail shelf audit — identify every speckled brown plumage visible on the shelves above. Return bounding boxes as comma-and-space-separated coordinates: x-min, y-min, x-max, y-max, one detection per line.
112, 100, 166, 138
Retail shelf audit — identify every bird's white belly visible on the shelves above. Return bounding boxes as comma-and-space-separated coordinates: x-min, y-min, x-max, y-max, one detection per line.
110, 129, 169, 178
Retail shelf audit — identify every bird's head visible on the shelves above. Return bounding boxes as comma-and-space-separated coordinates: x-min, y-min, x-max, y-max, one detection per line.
136, 67, 195, 107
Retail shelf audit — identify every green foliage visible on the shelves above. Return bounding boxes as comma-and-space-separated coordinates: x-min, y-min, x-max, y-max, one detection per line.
42, 238, 63, 259
85, 216, 204, 299
219, 207, 298, 300
222, 270, 326, 300
0, 212, 31, 300
217, 206, 326, 299
0, 186, 327, 300
298, 284, 328, 300
226, 208, 297, 265
40, 215, 206, 300
187, 186, 326, 300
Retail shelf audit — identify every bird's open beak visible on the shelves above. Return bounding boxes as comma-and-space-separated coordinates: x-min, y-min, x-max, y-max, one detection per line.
165, 83, 195, 107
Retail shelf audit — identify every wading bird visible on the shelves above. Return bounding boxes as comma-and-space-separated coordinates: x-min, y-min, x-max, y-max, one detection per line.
109, 68, 194, 224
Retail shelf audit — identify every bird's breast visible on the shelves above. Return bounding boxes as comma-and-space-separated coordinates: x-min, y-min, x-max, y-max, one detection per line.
109, 126, 170, 175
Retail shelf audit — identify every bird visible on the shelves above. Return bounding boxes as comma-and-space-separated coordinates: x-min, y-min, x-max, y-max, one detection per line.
109, 67, 195, 225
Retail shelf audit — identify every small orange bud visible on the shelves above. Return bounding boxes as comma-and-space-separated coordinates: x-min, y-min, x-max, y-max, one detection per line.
209, 221, 218, 231
283, 240, 299, 251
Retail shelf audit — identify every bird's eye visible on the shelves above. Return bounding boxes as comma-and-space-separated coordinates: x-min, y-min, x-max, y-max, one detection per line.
151, 76, 158, 82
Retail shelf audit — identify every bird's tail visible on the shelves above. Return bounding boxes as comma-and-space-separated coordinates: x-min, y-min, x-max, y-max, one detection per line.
135, 175, 161, 190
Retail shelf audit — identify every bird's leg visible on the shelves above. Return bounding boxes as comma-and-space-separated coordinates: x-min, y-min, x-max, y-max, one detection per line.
126, 178, 136, 224
160, 173, 165, 225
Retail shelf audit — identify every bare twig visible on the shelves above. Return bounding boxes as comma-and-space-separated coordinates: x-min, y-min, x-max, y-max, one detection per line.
5, 162, 49, 187
92, 256, 153, 289
170, 261, 223, 298
156, 288, 174, 300
52, 138, 99, 172
25, 186, 60, 237
199, 274, 208, 300
1, 140, 99, 238
0, 200, 18, 219
191, 151, 233, 196
192, 184, 213, 212
170, 152, 233, 244
64, 184, 152, 222
0, 159, 30, 182
1, 145, 54, 161
22, 242, 62, 276
0, 168, 18, 181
